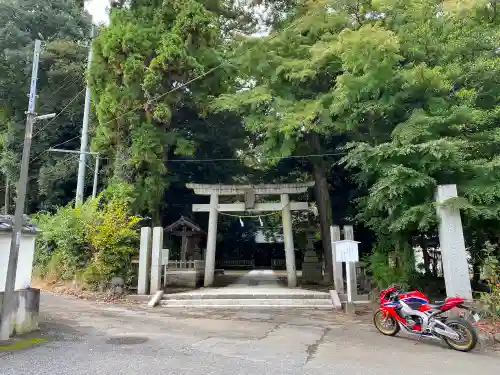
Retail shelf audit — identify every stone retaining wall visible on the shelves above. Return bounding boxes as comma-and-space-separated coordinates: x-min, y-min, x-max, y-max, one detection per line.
0, 288, 40, 336
165, 270, 204, 288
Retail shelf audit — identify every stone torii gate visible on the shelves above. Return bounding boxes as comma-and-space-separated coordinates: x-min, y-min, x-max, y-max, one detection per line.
187, 182, 315, 288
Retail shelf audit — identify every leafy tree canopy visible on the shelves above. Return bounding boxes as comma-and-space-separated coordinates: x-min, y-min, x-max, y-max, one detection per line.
0, 0, 92, 211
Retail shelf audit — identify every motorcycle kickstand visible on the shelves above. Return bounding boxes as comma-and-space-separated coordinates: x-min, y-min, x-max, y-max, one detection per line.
414, 332, 425, 345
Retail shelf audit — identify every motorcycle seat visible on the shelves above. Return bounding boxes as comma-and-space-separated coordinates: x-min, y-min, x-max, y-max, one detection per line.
429, 300, 446, 309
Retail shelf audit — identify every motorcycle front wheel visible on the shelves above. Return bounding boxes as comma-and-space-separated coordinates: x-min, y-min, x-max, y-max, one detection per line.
443, 318, 478, 352
373, 310, 400, 336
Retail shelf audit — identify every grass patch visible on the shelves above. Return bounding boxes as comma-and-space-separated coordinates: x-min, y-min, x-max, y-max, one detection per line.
0, 337, 48, 352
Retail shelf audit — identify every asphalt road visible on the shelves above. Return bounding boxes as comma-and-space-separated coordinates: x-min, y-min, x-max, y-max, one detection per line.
0, 293, 499, 375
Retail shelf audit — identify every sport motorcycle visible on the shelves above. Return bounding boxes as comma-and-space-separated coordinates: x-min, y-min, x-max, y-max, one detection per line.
373, 284, 480, 352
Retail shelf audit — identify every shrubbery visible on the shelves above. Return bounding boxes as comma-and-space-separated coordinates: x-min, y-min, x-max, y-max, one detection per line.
32, 184, 141, 289
365, 237, 416, 289
367, 239, 500, 309
479, 246, 500, 319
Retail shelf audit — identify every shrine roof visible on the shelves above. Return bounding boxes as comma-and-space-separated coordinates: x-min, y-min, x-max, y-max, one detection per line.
164, 216, 204, 233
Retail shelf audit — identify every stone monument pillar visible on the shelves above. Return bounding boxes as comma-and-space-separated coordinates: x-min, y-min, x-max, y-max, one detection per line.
150, 227, 163, 294
281, 193, 297, 287
191, 245, 202, 261
204, 193, 218, 287
435, 185, 472, 300
137, 227, 151, 295
330, 225, 344, 293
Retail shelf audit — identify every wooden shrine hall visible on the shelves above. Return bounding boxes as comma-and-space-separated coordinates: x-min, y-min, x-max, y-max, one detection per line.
164, 216, 205, 262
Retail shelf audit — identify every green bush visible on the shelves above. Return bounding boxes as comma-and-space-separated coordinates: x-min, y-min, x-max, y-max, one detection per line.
83, 198, 141, 286
479, 247, 500, 319
366, 237, 416, 290
32, 188, 141, 289
32, 205, 91, 281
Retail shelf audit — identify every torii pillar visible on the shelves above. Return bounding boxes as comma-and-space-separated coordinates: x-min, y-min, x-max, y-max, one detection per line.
187, 182, 315, 288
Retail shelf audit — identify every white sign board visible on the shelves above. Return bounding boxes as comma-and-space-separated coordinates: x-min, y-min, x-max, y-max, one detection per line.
161, 248, 169, 265
334, 240, 360, 263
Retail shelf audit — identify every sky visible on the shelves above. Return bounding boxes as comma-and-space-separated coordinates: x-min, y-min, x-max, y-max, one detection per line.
84, 1, 270, 32
84, 1, 270, 35
85, 0, 110, 24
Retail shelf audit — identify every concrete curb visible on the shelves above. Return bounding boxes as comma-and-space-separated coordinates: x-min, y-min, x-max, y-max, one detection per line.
147, 291, 164, 308
329, 290, 342, 310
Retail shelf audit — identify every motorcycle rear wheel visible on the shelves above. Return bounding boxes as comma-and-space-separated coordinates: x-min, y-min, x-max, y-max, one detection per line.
443, 318, 478, 352
374, 310, 400, 336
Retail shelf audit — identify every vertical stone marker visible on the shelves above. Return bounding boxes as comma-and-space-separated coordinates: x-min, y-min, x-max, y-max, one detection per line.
330, 226, 344, 293
204, 193, 219, 287
435, 184, 472, 300
150, 227, 163, 294
138, 227, 151, 295
281, 193, 297, 287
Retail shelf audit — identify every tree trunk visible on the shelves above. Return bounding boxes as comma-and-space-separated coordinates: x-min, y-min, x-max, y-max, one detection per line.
312, 162, 334, 283
113, 142, 130, 182
152, 210, 161, 227
308, 133, 334, 283
420, 234, 431, 274
431, 250, 438, 277
472, 260, 481, 282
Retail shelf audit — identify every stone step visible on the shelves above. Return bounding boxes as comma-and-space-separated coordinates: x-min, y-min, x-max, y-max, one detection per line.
162, 292, 331, 300
338, 293, 370, 302
159, 298, 334, 308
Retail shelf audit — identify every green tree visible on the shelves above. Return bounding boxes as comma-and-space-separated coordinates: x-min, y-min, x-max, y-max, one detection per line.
213, 0, 363, 283
90, 0, 256, 223
214, 0, 500, 286
335, 0, 500, 284
0, 0, 92, 211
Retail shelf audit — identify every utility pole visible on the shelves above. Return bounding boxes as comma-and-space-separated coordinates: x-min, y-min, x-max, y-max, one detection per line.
0, 40, 41, 340
75, 24, 94, 207
92, 155, 100, 199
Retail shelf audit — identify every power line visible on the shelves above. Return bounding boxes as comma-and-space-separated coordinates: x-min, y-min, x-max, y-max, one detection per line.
165, 152, 346, 162
101, 66, 222, 127
0, 76, 84, 139
0, 154, 79, 195
98, 151, 345, 163
51, 74, 84, 96
47, 135, 81, 150
30, 135, 81, 163
32, 87, 85, 138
